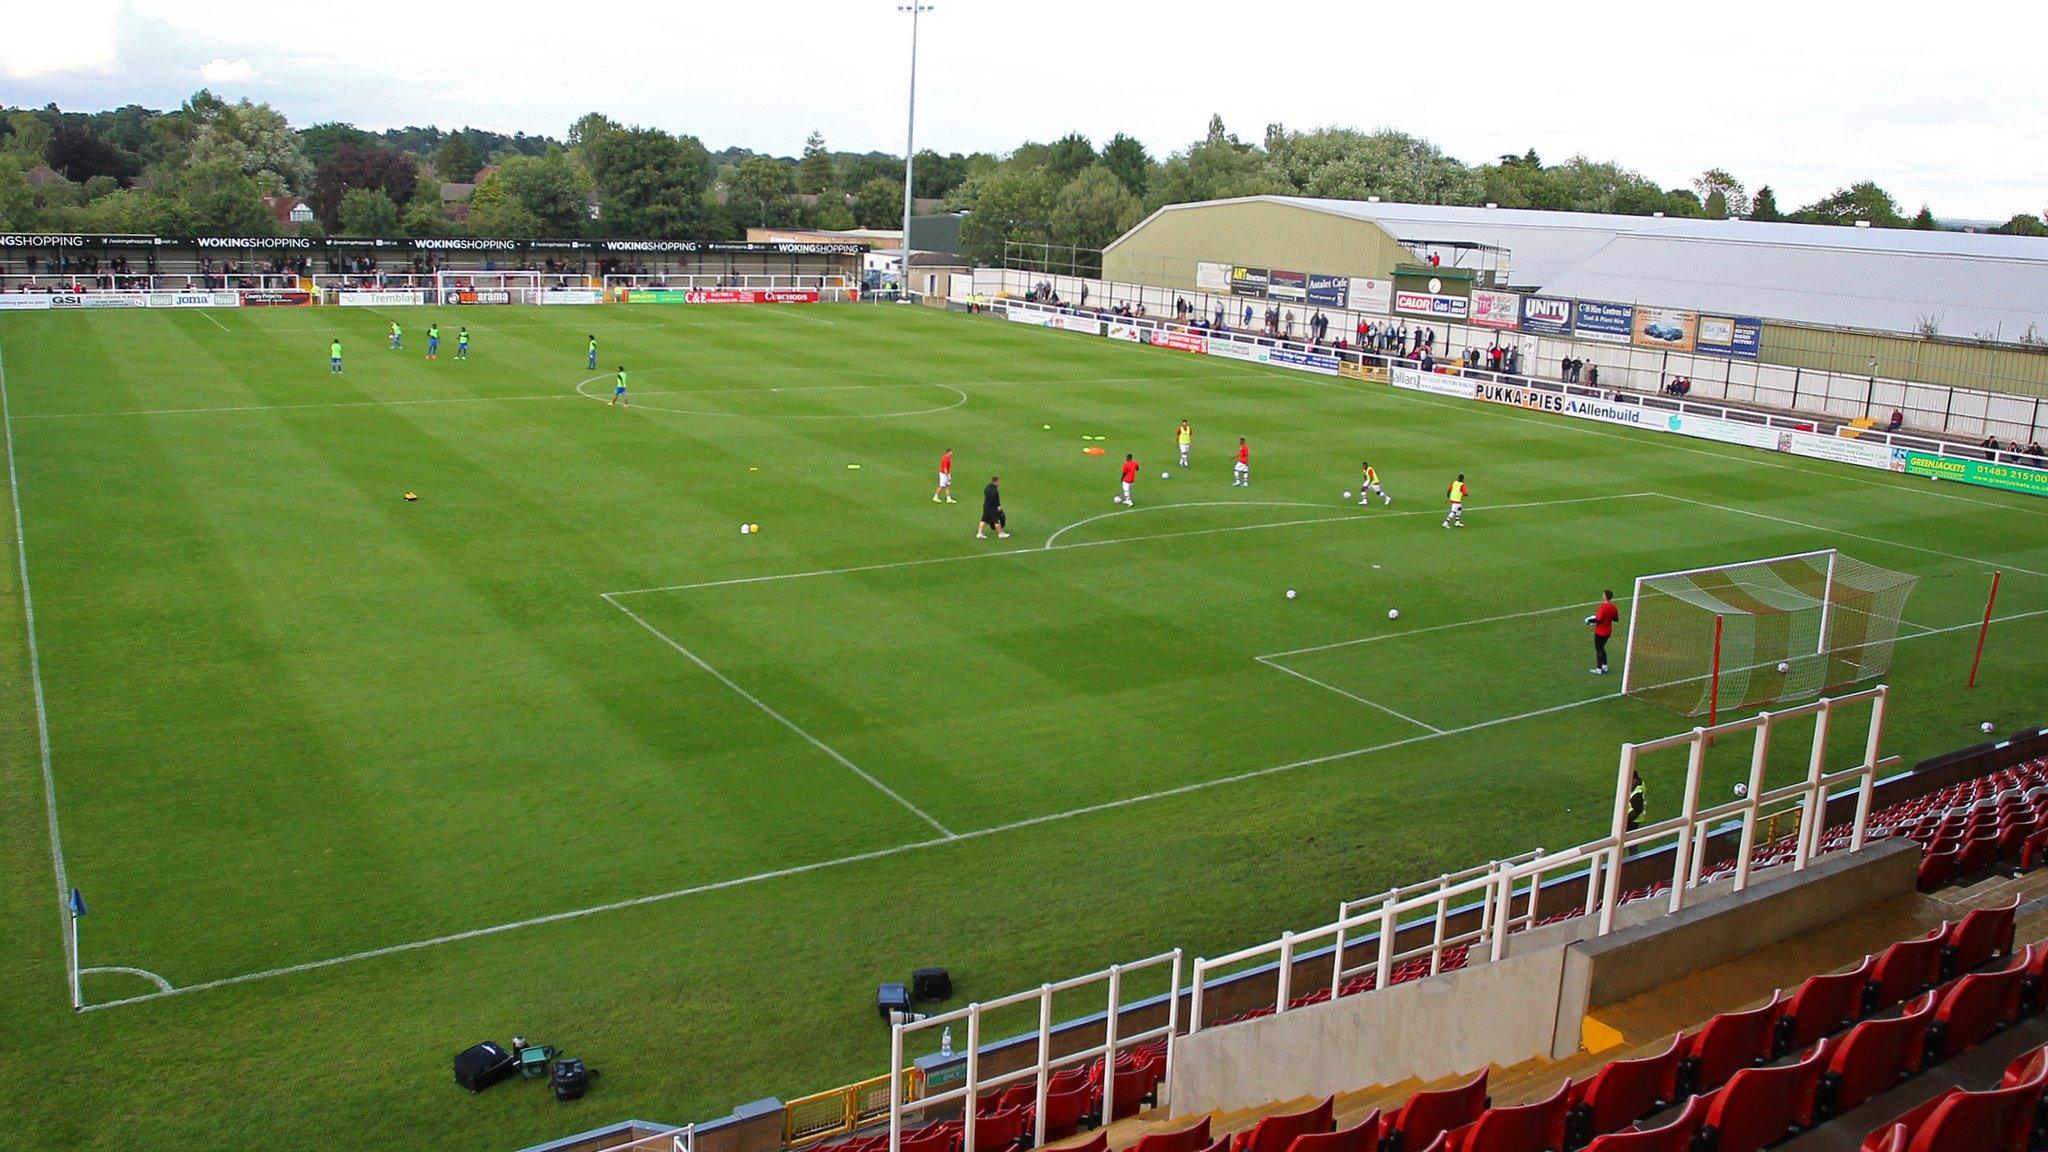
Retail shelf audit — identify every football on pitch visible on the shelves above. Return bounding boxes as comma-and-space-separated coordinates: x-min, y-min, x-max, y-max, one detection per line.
1161, 471, 1169, 479
1735, 782, 1749, 797
1777, 661, 1790, 674
1984, 722, 1997, 733
1343, 491, 1352, 500
1285, 589, 1297, 600
1388, 609, 1400, 620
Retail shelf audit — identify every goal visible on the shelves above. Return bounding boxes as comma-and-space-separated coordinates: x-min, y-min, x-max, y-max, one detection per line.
1620, 549, 1921, 717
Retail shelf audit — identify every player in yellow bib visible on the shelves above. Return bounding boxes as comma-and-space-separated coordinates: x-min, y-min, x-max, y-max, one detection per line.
1443, 474, 1468, 528
1359, 461, 1391, 506
1175, 420, 1193, 468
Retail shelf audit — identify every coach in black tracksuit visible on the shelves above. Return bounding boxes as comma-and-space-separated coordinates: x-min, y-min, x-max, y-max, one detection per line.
977, 476, 1008, 540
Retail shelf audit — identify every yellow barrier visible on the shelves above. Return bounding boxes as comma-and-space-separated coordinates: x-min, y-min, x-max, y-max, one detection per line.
784, 1070, 920, 1148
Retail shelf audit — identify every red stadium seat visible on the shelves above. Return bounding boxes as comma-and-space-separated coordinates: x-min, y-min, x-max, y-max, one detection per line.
1676, 993, 1782, 1097
1035, 1084, 1094, 1142
1944, 896, 2019, 976
966, 1109, 1028, 1152
1956, 831, 2002, 876
898, 1126, 958, 1152
1697, 1039, 1828, 1152
1868, 1071, 2043, 1152
1776, 956, 1873, 1055
1060, 1135, 1111, 1152
1567, 1033, 1684, 1144
1918, 847, 1961, 891
1131, 1117, 1211, 1152
1580, 1095, 1708, 1152
1449, 1080, 1567, 1152
1283, 1111, 1379, 1152
1929, 961, 2027, 1062
1820, 991, 1936, 1116
1386, 1071, 1488, 1152
1231, 1096, 1333, 1152
1866, 928, 1947, 1014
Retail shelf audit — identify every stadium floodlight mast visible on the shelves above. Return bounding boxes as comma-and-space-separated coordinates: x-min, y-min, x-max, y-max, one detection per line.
896, 3, 932, 303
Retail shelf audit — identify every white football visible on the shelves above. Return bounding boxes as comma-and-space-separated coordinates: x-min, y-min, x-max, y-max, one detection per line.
1983, 722, 1996, 733
1735, 782, 1749, 797
1161, 471, 1169, 479
740, 524, 750, 535
1342, 491, 1352, 500
1286, 589, 1297, 600
1776, 661, 1790, 674
1114, 495, 1123, 505
1388, 609, 1401, 620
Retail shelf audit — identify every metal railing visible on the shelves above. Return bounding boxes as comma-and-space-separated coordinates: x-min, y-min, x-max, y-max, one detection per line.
887, 950, 1181, 1152
0, 272, 300, 292
786, 1072, 919, 1147
591, 1122, 697, 1152
1186, 687, 1892, 1029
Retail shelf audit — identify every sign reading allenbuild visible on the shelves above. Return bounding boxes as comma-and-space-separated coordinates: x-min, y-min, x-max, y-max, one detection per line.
1901, 452, 2048, 497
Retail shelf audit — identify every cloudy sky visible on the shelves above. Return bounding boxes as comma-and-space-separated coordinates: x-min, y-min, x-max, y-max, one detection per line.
2, 1, 2042, 221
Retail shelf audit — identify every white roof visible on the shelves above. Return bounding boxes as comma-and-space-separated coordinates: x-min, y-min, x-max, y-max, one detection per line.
1121, 196, 2048, 340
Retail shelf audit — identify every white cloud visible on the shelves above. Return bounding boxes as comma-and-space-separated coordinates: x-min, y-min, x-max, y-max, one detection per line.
196, 57, 259, 84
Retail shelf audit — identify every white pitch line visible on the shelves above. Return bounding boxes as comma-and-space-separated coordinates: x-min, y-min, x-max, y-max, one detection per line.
1260, 600, 1604, 660
73, 602, 2048, 1010
1043, 501, 1328, 549
611, 493, 1654, 598
197, 310, 232, 333
16, 392, 581, 420
0, 344, 71, 1001
1254, 656, 1445, 733
81, 965, 174, 993
1650, 491, 2048, 580
599, 592, 956, 838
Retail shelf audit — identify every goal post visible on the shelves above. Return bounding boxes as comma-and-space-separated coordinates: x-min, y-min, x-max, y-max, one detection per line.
1621, 549, 1920, 717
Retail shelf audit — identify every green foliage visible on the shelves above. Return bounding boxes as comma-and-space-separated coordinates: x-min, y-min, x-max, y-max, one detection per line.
1098, 134, 1152, 198
491, 152, 592, 235
309, 145, 418, 228
838, 152, 900, 191
337, 188, 400, 236
298, 122, 378, 171
1911, 205, 1937, 230
432, 134, 483, 183
727, 155, 797, 227
586, 126, 714, 238
0, 163, 37, 230
805, 197, 856, 231
181, 92, 312, 194
465, 172, 544, 237
1050, 167, 1143, 251
1692, 168, 1749, 218
911, 150, 974, 200
46, 125, 134, 184
567, 112, 621, 154
1751, 186, 1782, 221
1151, 136, 1288, 207
1794, 181, 1906, 227
851, 176, 903, 230
1043, 133, 1097, 182
958, 166, 1057, 263
400, 183, 455, 238
1992, 212, 2048, 237
1264, 127, 1480, 205
166, 158, 277, 235
797, 131, 835, 195
5, 110, 53, 160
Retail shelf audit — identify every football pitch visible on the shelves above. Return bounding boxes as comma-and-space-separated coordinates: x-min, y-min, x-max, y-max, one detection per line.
0, 301, 2043, 1149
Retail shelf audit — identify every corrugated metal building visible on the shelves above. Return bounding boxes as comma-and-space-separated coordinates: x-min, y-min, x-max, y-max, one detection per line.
1099, 195, 2048, 393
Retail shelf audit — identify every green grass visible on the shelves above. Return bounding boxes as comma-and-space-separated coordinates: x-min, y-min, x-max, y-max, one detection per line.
0, 301, 2042, 1149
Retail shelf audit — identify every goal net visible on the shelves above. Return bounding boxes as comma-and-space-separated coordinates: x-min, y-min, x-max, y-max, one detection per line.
1620, 549, 1920, 717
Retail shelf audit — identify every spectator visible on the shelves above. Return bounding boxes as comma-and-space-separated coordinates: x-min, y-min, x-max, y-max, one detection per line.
1586, 365, 1600, 387
2025, 441, 2044, 462
1982, 436, 2002, 451
1886, 409, 1904, 433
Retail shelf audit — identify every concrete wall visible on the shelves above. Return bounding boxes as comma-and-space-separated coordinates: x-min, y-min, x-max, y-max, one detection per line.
1102, 201, 1413, 295
1170, 948, 1569, 1116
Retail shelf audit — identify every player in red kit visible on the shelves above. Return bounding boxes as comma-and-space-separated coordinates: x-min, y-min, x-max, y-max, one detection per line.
1587, 589, 1621, 674
1232, 438, 1251, 487
933, 448, 954, 503
1117, 453, 1141, 506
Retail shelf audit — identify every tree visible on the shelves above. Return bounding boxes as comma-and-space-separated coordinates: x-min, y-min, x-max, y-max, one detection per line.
1911, 205, 1937, 230
466, 172, 544, 236
298, 122, 377, 171
567, 112, 621, 153
433, 134, 483, 183
910, 150, 972, 200
493, 152, 591, 234
1151, 136, 1288, 207
1043, 133, 1096, 182
1691, 168, 1749, 218
584, 126, 714, 238
1703, 189, 1729, 219
166, 158, 276, 234
337, 188, 400, 235
4, 111, 53, 161
957, 166, 1057, 264
851, 176, 903, 229
1050, 167, 1143, 251
1481, 150, 1572, 211
1992, 212, 2048, 237
797, 131, 834, 195
1750, 185, 1782, 222
1262, 127, 1480, 205
727, 155, 796, 227
310, 144, 419, 228
45, 125, 134, 184
1099, 133, 1152, 198
805, 198, 856, 231
0, 164, 36, 231
183, 93, 313, 193
1203, 114, 1231, 146
401, 182, 454, 237
1794, 181, 1905, 227
839, 153, 900, 190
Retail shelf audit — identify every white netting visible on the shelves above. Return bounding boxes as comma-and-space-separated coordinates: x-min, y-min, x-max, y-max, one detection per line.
1623, 551, 1919, 716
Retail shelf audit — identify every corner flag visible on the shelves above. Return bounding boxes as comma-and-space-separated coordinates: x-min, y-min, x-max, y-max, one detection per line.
68, 888, 85, 917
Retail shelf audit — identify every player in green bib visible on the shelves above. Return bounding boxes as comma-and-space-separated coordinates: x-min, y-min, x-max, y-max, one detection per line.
426, 323, 441, 360
587, 335, 598, 371
456, 327, 470, 360
329, 338, 343, 374
389, 321, 401, 350
611, 367, 629, 408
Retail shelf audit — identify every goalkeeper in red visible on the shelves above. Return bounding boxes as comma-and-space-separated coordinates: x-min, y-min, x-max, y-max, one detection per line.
1587, 589, 1620, 674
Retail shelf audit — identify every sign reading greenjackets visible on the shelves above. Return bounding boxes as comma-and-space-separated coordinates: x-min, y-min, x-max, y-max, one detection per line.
1900, 452, 2048, 497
